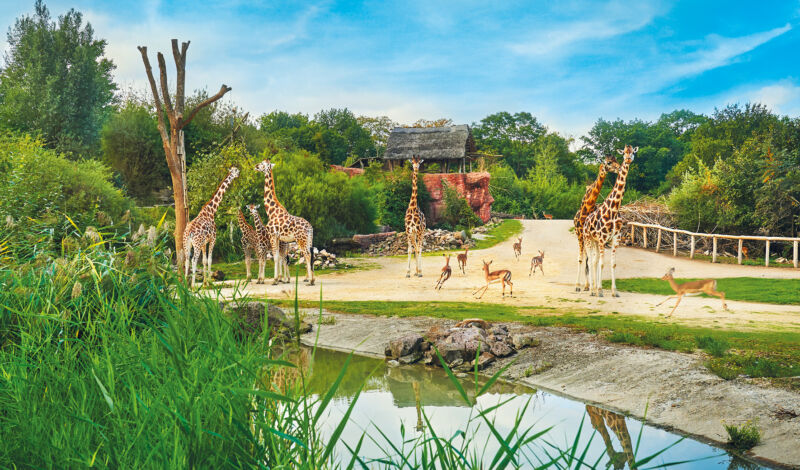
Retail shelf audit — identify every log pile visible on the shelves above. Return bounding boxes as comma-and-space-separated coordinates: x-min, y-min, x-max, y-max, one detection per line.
365, 229, 474, 256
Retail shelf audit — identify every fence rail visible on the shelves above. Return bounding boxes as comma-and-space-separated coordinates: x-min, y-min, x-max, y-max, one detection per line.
626, 222, 800, 268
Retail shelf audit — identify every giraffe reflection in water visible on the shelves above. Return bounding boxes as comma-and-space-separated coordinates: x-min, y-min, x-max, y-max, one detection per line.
586, 405, 636, 469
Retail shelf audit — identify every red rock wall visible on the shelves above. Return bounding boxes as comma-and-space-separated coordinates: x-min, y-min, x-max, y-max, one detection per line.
422, 172, 493, 223
330, 165, 365, 177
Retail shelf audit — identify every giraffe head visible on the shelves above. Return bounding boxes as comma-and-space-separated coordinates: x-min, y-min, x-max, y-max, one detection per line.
255, 160, 275, 174
409, 155, 424, 172
246, 203, 259, 215
601, 155, 622, 174
229, 166, 241, 178
616, 145, 638, 163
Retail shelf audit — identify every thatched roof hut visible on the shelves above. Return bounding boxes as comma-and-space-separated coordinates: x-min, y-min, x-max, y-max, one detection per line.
351, 125, 499, 172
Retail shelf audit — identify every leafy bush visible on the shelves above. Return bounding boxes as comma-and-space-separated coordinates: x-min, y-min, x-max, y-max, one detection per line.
371, 165, 432, 231
724, 421, 761, 451
441, 181, 482, 230
0, 133, 131, 231
705, 359, 740, 380
187, 143, 377, 257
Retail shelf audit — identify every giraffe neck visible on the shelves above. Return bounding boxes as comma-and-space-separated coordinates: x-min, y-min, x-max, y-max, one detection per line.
603, 159, 630, 214
250, 209, 264, 231
201, 173, 235, 219
409, 167, 419, 211
262, 170, 287, 220
238, 210, 251, 230
583, 167, 607, 209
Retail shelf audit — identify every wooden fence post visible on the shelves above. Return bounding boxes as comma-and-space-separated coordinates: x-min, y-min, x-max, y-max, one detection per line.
643, 227, 648, 249
765, 240, 770, 267
737, 239, 743, 265
630, 224, 635, 245
673, 231, 677, 257
794, 241, 798, 268
656, 229, 662, 252
690, 235, 695, 259
712, 237, 717, 263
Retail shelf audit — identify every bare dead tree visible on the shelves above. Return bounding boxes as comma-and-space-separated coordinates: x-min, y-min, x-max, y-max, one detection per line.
137, 40, 231, 274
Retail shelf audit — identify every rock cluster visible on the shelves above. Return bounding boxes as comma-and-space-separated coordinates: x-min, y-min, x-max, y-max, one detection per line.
288, 247, 342, 269
221, 301, 312, 339
384, 319, 540, 371
365, 229, 474, 256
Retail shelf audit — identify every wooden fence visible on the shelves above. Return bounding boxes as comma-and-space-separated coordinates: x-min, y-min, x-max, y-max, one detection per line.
627, 222, 800, 268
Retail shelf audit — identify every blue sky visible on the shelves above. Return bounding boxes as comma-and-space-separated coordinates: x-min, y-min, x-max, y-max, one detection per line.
3, 1, 800, 138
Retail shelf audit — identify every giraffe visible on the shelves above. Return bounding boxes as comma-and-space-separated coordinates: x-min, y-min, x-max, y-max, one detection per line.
585, 405, 635, 469
237, 208, 258, 281
405, 155, 426, 277
254, 160, 315, 285
573, 155, 622, 292
246, 203, 291, 284
583, 145, 637, 297
183, 166, 240, 288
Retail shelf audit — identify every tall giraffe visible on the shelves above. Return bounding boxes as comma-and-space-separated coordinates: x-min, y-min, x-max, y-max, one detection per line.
585, 405, 635, 469
183, 166, 240, 288
583, 145, 637, 297
237, 208, 258, 281
246, 203, 290, 284
573, 155, 621, 292
255, 160, 315, 285
405, 156, 426, 277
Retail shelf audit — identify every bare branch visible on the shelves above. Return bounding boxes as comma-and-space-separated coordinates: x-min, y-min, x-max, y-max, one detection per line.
180, 84, 232, 129
137, 46, 170, 147
156, 52, 175, 118
171, 39, 189, 116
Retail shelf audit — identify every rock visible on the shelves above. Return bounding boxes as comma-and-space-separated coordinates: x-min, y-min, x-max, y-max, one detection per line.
387, 360, 399, 367
474, 352, 496, 370
222, 302, 312, 338
490, 324, 509, 335
211, 270, 225, 281
490, 341, 514, 358
398, 350, 423, 364
512, 333, 540, 349
387, 333, 424, 359
449, 358, 464, 368
435, 342, 472, 365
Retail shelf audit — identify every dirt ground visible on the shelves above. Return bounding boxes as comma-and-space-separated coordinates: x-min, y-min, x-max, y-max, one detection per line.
299, 311, 800, 469
219, 220, 800, 330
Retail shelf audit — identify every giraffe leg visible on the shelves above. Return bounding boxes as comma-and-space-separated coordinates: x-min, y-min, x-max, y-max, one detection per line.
597, 246, 605, 297
184, 242, 192, 281
244, 246, 252, 281
191, 243, 201, 289
575, 236, 584, 291
587, 243, 597, 296
206, 241, 215, 286
270, 234, 282, 285
415, 246, 423, 277
406, 240, 413, 278
610, 235, 620, 297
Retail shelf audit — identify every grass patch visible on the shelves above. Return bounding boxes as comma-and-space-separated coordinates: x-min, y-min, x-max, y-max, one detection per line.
696, 335, 730, 357
724, 421, 761, 450
213, 258, 376, 280
471, 219, 523, 251
272, 299, 800, 379
603, 277, 800, 305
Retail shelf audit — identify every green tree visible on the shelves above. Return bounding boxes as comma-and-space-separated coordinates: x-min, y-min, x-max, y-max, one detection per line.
472, 112, 546, 176
101, 98, 167, 200
0, 1, 116, 157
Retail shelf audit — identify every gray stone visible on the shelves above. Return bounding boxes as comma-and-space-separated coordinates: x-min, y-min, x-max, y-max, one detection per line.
388, 333, 424, 359
512, 333, 540, 349
387, 360, 400, 367
473, 352, 496, 370
490, 341, 514, 358
398, 350, 423, 364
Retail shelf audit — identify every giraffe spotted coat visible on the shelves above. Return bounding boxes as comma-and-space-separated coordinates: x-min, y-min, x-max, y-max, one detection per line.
246, 203, 290, 284
405, 156, 426, 277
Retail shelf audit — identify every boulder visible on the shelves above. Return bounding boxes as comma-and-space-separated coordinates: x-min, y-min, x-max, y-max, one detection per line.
490, 341, 514, 358
387, 333, 424, 359
511, 333, 540, 349
474, 352, 496, 370
398, 350, 423, 365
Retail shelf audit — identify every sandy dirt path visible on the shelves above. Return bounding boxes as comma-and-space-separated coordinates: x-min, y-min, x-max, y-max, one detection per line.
220, 220, 800, 330
298, 312, 800, 469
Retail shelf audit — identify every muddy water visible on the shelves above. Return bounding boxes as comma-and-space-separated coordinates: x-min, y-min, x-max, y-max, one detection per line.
303, 347, 765, 469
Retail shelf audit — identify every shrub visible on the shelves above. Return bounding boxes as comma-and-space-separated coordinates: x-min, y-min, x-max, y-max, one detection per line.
0, 133, 131, 231
441, 181, 482, 230
607, 331, 642, 346
696, 335, 730, 357
724, 421, 761, 451
705, 359, 739, 380
372, 165, 432, 231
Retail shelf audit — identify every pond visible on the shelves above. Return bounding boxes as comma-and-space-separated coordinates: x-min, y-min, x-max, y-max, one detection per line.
300, 347, 766, 469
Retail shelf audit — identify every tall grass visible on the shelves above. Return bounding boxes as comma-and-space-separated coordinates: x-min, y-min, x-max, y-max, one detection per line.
0, 219, 711, 468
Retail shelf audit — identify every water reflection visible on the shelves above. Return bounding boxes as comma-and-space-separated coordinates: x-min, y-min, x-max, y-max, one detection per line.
284, 347, 765, 469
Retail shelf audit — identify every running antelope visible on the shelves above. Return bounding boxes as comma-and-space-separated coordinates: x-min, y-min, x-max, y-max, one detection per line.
529, 250, 545, 276
473, 260, 513, 299
435, 254, 452, 290
657, 267, 728, 317
513, 237, 523, 260
543, 213, 553, 220
456, 246, 469, 274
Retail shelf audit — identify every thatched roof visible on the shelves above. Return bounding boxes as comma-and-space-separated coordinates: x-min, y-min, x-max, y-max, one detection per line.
383, 125, 479, 160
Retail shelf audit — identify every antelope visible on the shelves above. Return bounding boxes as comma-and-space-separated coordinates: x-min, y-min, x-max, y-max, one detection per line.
513, 237, 523, 260
741, 246, 749, 259
456, 246, 469, 274
435, 255, 452, 290
473, 260, 513, 299
529, 250, 545, 276
543, 213, 553, 220
657, 267, 728, 317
